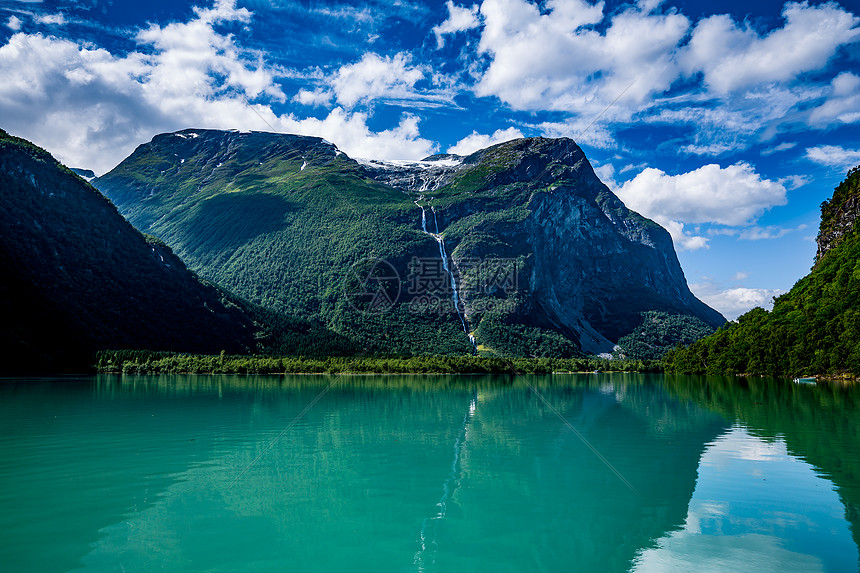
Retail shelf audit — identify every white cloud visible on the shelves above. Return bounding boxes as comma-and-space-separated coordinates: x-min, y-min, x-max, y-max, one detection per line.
738, 224, 806, 241
466, 0, 859, 156
475, 0, 860, 131
447, 127, 523, 155
689, 283, 784, 321
778, 175, 810, 190
616, 163, 787, 251
0, 1, 440, 173
646, 85, 812, 156
761, 141, 797, 156
653, 3, 858, 154
135, 0, 280, 102
6, 15, 23, 31
329, 52, 425, 108
808, 72, 860, 126
681, 2, 860, 95
312, 5, 375, 23
474, 0, 689, 115
731, 272, 748, 281
296, 52, 454, 110
293, 87, 332, 107
433, 1, 480, 48
620, 162, 647, 174
270, 108, 438, 161
660, 220, 710, 251
636, 0, 663, 13
680, 142, 733, 156
593, 162, 619, 191
535, 117, 615, 149
36, 13, 65, 25
0, 33, 151, 173
618, 162, 786, 225
806, 145, 860, 170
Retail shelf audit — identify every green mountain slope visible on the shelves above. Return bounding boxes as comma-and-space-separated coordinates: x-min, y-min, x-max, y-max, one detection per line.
95, 130, 724, 358
0, 129, 343, 373
95, 129, 473, 356
398, 138, 725, 356
664, 165, 860, 378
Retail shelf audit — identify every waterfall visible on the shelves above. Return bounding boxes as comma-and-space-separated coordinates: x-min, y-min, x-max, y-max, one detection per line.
414, 199, 428, 233
413, 393, 477, 571
415, 199, 477, 351
435, 231, 470, 338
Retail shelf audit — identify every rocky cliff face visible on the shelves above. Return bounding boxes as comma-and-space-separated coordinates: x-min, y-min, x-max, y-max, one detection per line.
817, 166, 860, 263
95, 130, 724, 357
364, 138, 724, 354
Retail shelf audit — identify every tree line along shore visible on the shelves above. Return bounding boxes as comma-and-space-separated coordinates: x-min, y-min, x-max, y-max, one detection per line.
96, 350, 662, 375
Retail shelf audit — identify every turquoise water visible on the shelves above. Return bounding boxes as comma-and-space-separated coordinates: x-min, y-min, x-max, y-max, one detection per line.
0, 374, 858, 572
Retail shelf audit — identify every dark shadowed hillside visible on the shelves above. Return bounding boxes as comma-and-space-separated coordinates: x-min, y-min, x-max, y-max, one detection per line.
0, 129, 316, 373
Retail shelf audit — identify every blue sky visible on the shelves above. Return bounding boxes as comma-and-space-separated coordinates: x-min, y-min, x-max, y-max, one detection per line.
1, 0, 858, 319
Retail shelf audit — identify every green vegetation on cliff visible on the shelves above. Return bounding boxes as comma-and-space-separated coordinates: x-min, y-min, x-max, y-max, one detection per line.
664, 166, 860, 378
615, 311, 715, 361
820, 165, 860, 237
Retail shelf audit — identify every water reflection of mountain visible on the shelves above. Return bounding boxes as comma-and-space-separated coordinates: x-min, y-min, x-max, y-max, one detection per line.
442, 374, 727, 572
661, 375, 860, 560
2, 374, 728, 572
101, 373, 729, 572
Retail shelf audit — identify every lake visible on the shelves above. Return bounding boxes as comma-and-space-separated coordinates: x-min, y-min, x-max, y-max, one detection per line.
1, 373, 858, 572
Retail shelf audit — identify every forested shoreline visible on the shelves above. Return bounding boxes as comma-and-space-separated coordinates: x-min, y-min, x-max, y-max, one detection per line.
95, 350, 662, 375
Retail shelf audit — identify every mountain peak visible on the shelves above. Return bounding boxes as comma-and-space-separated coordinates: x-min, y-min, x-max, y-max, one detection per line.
463, 136, 585, 166
421, 153, 464, 162
146, 128, 345, 159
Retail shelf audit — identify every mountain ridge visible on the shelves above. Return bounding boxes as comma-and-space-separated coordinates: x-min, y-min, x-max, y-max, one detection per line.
94, 129, 724, 358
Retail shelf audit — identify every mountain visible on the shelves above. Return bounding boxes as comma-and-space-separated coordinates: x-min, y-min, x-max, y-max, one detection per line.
94, 129, 724, 358
0, 129, 339, 373
664, 165, 860, 378
70, 168, 96, 180
94, 129, 475, 356
362, 138, 725, 355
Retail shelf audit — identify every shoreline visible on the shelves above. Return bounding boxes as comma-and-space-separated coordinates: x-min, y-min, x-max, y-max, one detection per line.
93, 350, 663, 376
